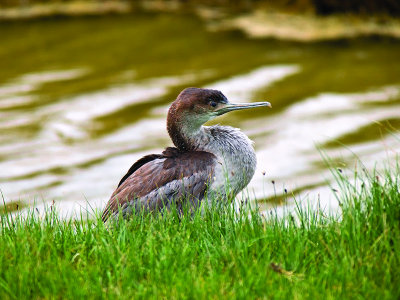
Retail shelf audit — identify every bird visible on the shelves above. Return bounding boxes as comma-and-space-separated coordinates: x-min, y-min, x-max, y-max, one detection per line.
101, 87, 271, 221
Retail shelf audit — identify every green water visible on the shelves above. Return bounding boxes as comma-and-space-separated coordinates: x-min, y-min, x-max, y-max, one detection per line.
1, 13, 399, 216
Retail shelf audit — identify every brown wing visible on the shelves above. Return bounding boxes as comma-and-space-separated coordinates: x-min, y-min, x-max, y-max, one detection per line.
101, 147, 216, 221
117, 154, 163, 187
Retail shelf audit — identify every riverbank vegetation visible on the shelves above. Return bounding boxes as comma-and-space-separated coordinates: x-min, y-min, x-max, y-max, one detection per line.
1, 0, 399, 41
1, 0, 399, 16
1, 165, 399, 298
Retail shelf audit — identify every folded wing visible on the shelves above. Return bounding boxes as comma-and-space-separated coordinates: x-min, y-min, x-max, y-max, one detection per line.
101, 147, 216, 221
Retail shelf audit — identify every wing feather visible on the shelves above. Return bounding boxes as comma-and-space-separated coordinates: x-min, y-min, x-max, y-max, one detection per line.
117, 154, 163, 187
101, 147, 216, 221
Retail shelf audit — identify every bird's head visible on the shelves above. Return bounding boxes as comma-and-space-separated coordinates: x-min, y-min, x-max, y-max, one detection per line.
167, 87, 271, 149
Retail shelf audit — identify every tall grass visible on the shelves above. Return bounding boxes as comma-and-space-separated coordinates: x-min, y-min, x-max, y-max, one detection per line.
0, 165, 399, 299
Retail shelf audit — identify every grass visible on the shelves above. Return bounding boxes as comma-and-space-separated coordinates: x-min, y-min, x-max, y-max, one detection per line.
0, 165, 399, 299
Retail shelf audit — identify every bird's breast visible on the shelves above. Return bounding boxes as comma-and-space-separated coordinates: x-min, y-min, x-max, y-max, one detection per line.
203, 126, 257, 198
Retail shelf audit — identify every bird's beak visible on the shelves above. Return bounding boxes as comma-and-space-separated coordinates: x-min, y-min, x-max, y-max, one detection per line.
215, 101, 272, 116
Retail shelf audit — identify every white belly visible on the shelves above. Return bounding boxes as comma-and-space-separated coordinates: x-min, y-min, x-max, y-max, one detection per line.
205, 125, 257, 200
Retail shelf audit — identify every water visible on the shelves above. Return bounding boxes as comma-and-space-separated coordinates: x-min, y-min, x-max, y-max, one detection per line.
1, 13, 399, 217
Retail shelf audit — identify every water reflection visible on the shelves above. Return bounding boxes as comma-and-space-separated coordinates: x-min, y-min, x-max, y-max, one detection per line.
0, 14, 399, 218
250, 85, 400, 216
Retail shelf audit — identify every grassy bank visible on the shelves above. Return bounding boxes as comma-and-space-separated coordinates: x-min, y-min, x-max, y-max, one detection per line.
1, 166, 399, 299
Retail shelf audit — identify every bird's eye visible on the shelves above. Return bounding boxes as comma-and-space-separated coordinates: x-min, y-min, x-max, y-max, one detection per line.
209, 101, 217, 108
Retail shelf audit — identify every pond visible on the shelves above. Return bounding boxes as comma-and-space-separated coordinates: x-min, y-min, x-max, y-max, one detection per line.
1, 13, 399, 217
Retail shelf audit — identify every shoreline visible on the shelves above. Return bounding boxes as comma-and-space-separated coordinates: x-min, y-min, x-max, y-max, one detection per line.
1, 1, 400, 41
214, 10, 400, 41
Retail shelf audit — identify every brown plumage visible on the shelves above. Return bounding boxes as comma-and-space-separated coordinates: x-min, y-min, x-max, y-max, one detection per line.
101, 147, 216, 221
101, 87, 271, 222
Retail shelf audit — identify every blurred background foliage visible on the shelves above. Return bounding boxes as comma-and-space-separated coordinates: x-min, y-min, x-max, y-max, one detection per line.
1, 0, 400, 16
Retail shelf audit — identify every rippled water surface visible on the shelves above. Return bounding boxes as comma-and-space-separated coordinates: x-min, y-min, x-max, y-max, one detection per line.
1, 13, 400, 217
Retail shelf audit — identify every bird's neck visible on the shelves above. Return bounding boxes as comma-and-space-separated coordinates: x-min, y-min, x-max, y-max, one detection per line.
168, 122, 257, 195
167, 119, 207, 151
166, 101, 212, 151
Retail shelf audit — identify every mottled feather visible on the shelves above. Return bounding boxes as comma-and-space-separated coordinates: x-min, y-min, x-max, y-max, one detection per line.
101, 147, 216, 221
